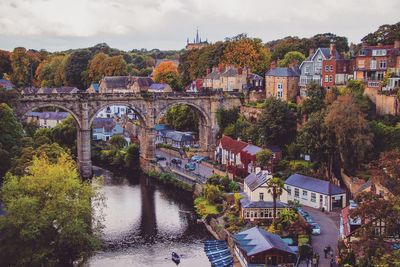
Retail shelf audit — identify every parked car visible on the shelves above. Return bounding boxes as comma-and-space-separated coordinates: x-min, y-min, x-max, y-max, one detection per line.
304, 215, 314, 224
171, 158, 182, 165
310, 223, 321, 235
156, 155, 166, 162
185, 162, 196, 171
191, 155, 209, 163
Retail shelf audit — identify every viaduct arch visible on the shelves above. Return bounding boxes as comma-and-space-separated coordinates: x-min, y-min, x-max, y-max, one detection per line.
17, 92, 242, 178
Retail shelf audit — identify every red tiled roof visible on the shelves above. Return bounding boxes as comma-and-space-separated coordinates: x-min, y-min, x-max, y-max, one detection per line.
218, 135, 248, 154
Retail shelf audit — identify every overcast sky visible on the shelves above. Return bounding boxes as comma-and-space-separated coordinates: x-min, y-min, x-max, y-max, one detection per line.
0, 0, 399, 52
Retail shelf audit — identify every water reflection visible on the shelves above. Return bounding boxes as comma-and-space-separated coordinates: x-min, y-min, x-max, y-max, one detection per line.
90, 167, 211, 267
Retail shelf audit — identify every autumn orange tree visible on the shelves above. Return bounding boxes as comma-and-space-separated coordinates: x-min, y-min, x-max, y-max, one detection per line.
222, 36, 271, 75
153, 61, 182, 91
85, 53, 127, 85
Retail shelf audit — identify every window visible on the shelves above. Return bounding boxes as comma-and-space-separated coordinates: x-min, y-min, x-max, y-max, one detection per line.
370, 60, 377, 69
325, 65, 329, 72
359, 50, 366, 56
287, 186, 291, 196
302, 190, 308, 200
305, 66, 310, 74
294, 188, 299, 198
311, 193, 316, 203
372, 49, 387, 56
259, 192, 264, 201
380, 60, 387, 69
329, 65, 333, 72
325, 75, 329, 82
329, 75, 333, 82
277, 82, 283, 98
358, 60, 365, 68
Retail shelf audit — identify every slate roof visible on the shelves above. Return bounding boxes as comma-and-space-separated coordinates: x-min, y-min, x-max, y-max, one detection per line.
0, 79, 14, 89
285, 173, 346, 196
319, 48, 341, 59
244, 171, 270, 191
266, 67, 300, 77
102, 76, 154, 89
161, 130, 195, 142
221, 68, 239, 77
218, 135, 248, 154
27, 111, 70, 121
40, 87, 55, 94
234, 227, 295, 256
206, 70, 221, 80
242, 144, 262, 156
154, 124, 169, 132
149, 83, 168, 90
92, 118, 116, 132
248, 73, 263, 80
21, 87, 38, 94
240, 196, 288, 209
357, 179, 372, 194
54, 87, 79, 94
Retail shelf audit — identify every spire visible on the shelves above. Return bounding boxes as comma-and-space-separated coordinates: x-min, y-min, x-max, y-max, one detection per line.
187, 38, 189, 44
196, 27, 199, 43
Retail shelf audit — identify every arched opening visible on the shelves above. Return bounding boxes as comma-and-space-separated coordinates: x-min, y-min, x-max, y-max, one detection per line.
89, 104, 148, 172
22, 104, 80, 158
155, 103, 213, 160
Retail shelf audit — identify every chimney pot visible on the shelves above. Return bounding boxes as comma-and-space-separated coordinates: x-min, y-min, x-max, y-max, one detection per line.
330, 42, 336, 58
378, 42, 383, 47
248, 139, 252, 144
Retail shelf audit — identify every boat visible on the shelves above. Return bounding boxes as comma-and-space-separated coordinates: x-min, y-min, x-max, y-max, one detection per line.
171, 252, 181, 264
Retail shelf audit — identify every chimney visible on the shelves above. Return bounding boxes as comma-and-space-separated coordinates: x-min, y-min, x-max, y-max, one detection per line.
309, 48, 315, 57
248, 139, 252, 145
206, 68, 211, 75
237, 137, 241, 141
270, 61, 277, 69
378, 42, 383, 47
330, 42, 336, 58
395, 40, 400, 49
255, 167, 261, 174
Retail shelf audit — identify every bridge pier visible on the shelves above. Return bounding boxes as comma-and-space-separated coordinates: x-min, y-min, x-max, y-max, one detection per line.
140, 127, 156, 160
77, 129, 92, 178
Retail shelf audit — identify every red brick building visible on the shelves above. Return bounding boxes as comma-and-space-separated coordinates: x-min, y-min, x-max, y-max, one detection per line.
321, 43, 354, 89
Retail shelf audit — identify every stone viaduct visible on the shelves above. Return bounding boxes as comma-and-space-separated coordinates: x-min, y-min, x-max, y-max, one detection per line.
17, 92, 243, 178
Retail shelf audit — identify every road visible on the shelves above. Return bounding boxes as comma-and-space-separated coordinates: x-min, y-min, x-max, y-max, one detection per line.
302, 206, 341, 267
155, 149, 215, 178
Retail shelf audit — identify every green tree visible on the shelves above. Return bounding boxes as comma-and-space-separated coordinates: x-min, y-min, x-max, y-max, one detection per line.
204, 184, 224, 204
266, 177, 284, 221
52, 116, 77, 155
301, 82, 326, 116
256, 149, 273, 168
86, 52, 108, 84
163, 104, 199, 133
10, 47, 31, 87
296, 111, 336, 178
64, 50, 91, 89
278, 51, 306, 67
0, 153, 103, 266
325, 94, 373, 173
0, 103, 23, 152
109, 135, 127, 150
361, 22, 400, 45
216, 107, 240, 136
258, 98, 296, 146
278, 208, 298, 225
124, 143, 140, 170
0, 50, 11, 79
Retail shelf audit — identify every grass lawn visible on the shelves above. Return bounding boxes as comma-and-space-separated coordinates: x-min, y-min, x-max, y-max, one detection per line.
194, 197, 219, 217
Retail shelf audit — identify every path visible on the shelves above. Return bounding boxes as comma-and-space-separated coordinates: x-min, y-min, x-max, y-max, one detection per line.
302, 206, 341, 267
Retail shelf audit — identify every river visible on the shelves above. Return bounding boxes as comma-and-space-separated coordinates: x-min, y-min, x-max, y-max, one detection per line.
89, 167, 212, 267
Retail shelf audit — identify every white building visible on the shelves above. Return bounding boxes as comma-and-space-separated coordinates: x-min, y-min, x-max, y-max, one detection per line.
96, 105, 136, 120
27, 112, 70, 128
240, 170, 289, 221
285, 173, 346, 212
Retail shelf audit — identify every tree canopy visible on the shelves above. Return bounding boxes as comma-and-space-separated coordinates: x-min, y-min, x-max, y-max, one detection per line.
0, 153, 103, 266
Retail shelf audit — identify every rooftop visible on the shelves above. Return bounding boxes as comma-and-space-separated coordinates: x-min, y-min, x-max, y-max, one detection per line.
244, 171, 271, 191
149, 83, 168, 90
218, 135, 248, 154
27, 111, 70, 121
234, 227, 295, 256
102, 76, 154, 89
266, 67, 300, 77
285, 173, 346, 196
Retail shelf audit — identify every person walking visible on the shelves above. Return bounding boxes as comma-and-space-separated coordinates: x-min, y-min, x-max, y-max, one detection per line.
324, 247, 328, 258
330, 258, 335, 267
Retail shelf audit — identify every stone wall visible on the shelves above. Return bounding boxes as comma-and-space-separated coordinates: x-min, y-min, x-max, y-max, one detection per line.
248, 91, 265, 102
375, 94, 399, 115
240, 106, 263, 121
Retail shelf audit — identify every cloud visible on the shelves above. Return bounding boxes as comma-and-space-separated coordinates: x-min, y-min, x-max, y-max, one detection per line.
0, 0, 399, 51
